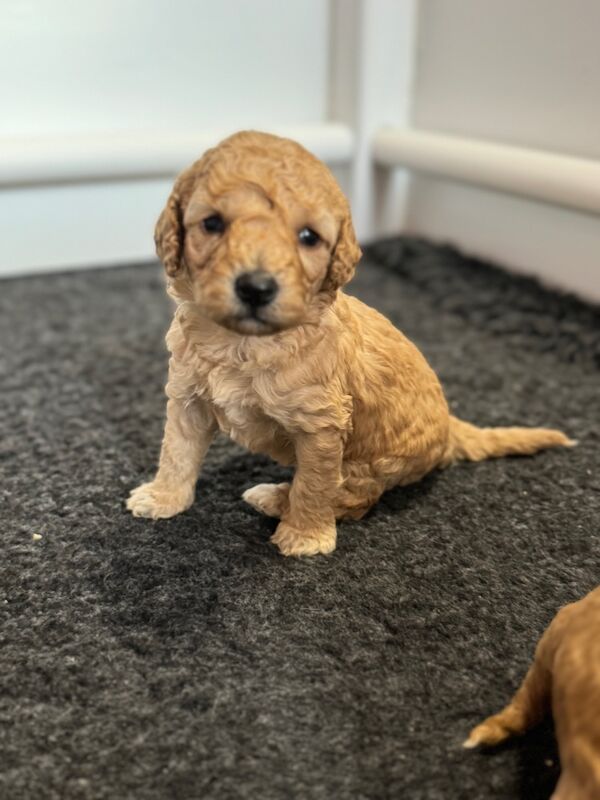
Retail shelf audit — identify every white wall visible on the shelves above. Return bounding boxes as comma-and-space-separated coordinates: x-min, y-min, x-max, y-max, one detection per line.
0, 0, 332, 275
412, 1, 600, 159
405, 0, 600, 299
1, 0, 329, 137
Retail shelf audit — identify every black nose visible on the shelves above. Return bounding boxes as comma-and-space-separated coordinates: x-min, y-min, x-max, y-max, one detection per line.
234, 270, 278, 308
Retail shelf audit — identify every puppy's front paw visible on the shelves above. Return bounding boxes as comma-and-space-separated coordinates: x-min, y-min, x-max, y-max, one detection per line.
271, 520, 337, 557
126, 481, 193, 519
242, 482, 290, 518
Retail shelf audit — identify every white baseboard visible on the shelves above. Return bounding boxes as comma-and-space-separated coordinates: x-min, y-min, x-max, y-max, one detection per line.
374, 128, 600, 216
0, 124, 354, 187
406, 174, 600, 302
374, 128, 600, 301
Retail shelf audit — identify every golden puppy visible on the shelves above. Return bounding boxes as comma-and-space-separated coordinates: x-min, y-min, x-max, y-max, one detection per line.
465, 587, 600, 800
127, 130, 572, 556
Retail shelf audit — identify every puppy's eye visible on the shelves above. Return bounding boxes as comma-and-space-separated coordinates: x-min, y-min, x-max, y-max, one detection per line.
298, 227, 320, 247
202, 214, 225, 234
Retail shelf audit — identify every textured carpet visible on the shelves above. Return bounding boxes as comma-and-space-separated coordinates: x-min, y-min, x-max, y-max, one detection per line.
1, 237, 598, 800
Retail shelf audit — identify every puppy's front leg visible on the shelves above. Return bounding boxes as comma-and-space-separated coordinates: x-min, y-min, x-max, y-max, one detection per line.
127, 397, 217, 519
271, 429, 343, 556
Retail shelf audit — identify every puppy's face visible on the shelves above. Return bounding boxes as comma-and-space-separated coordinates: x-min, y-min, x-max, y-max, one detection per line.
155, 132, 361, 335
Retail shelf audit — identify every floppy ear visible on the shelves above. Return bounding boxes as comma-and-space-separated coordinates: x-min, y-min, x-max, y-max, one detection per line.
154, 188, 185, 277
322, 213, 362, 292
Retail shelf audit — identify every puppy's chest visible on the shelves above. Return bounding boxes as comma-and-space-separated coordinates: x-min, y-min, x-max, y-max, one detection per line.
193, 358, 279, 445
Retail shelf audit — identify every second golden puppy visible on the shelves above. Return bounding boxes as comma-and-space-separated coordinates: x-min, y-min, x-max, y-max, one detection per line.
465, 586, 600, 800
127, 131, 572, 556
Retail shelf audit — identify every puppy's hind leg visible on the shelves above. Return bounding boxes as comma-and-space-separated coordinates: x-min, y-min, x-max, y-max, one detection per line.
464, 626, 554, 748
334, 485, 382, 520
333, 462, 386, 520
242, 483, 290, 518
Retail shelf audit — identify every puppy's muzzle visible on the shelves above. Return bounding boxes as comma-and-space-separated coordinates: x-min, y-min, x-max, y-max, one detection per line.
235, 270, 278, 309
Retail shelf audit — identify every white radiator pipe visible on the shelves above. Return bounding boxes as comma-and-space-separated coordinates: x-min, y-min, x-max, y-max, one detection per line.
373, 128, 600, 216
0, 123, 354, 187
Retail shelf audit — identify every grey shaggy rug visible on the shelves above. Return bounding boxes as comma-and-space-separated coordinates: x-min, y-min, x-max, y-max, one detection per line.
1, 237, 598, 800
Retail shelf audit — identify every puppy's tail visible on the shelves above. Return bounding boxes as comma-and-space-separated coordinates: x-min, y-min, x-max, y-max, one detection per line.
441, 416, 575, 467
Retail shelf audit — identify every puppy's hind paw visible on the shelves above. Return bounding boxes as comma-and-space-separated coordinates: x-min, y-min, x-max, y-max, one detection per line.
126, 481, 193, 519
242, 482, 290, 518
463, 716, 514, 749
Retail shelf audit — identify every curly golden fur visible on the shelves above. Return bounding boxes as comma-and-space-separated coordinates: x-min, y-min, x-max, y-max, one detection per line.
465, 586, 600, 800
127, 130, 573, 556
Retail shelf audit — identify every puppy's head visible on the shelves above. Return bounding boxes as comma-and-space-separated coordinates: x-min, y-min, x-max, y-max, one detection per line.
155, 131, 361, 335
